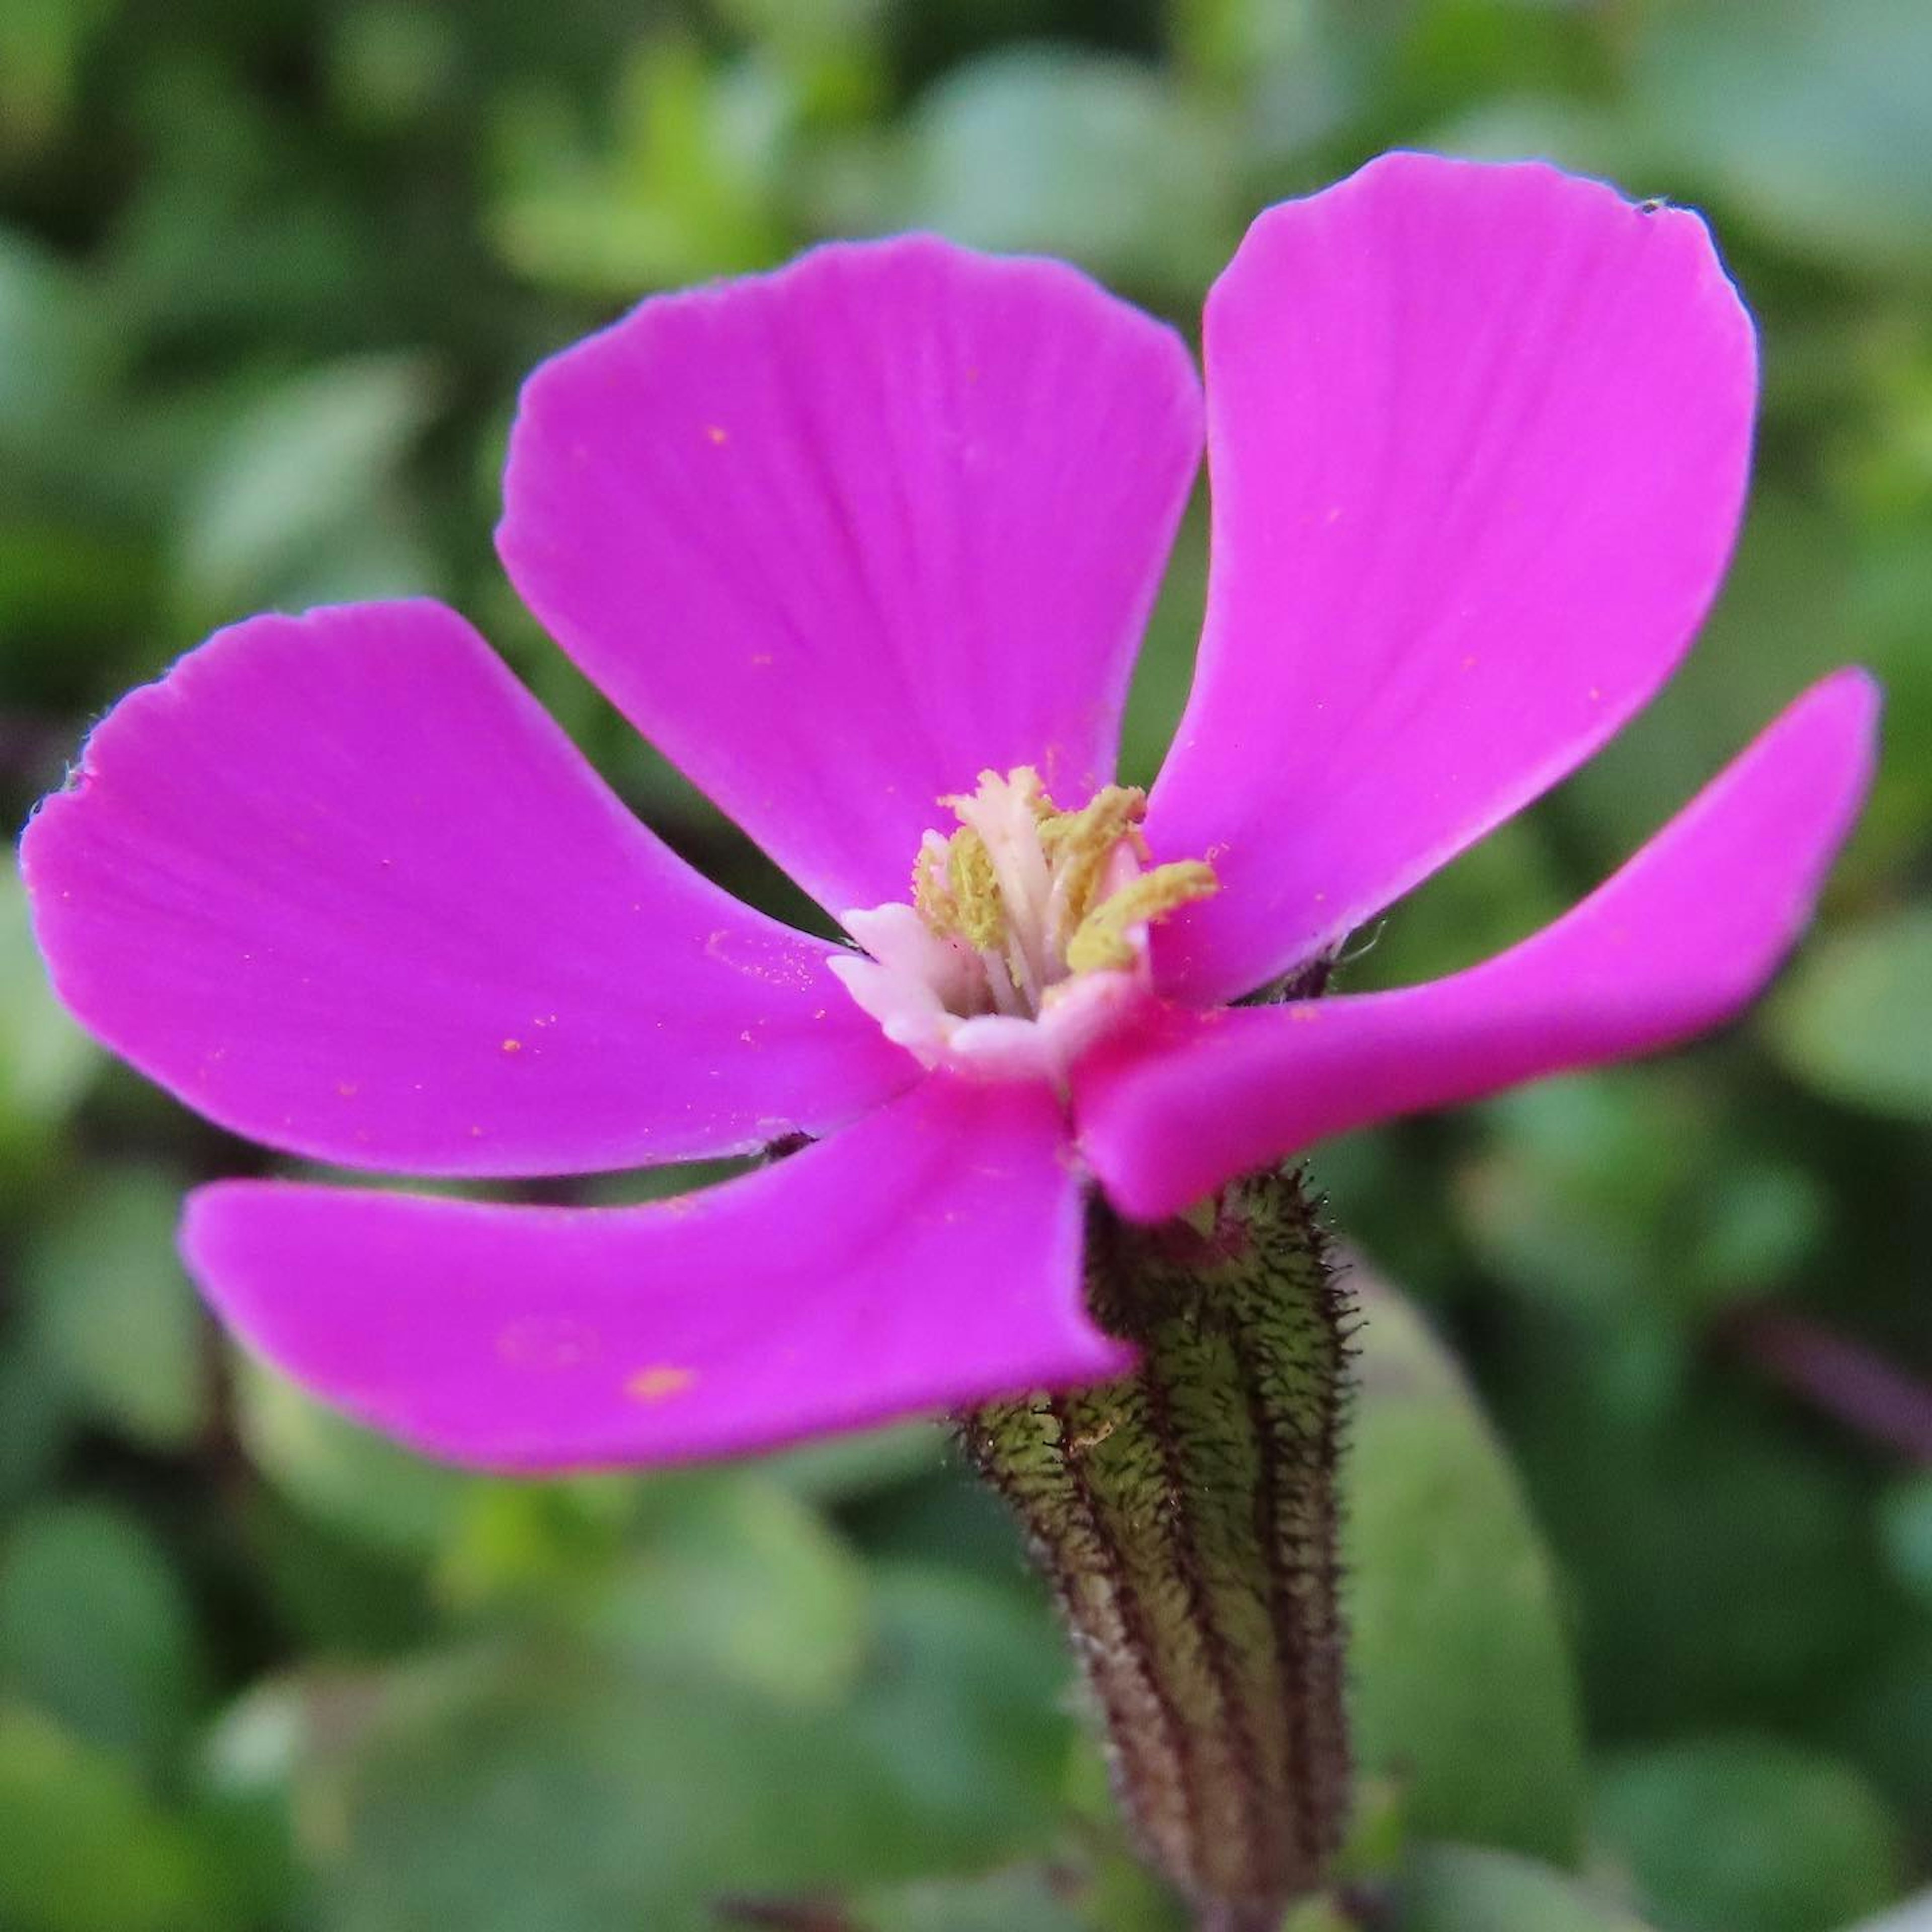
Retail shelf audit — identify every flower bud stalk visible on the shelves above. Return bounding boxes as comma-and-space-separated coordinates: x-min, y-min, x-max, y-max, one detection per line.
961, 1166, 1352, 1925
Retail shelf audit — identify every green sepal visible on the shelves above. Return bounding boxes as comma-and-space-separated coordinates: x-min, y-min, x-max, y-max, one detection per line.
963, 1166, 1352, 1923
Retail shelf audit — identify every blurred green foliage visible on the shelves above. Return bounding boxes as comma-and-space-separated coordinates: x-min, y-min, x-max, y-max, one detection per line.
1, 1, 1928, 1927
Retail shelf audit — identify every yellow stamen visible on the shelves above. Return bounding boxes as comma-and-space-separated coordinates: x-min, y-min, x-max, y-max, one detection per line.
1066, 861, 1220, 974
912, 837, 949, 927
1039, 784, 1148, 932
945, 826, 1006, 951
887, 767, 1218, 1025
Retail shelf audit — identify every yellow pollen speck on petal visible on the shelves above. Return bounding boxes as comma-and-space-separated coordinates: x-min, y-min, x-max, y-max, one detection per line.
705, 425, 728, 445
1066, 860, 1218, 974
626, 1364, 698, 1403
501, 1038, 522, 1054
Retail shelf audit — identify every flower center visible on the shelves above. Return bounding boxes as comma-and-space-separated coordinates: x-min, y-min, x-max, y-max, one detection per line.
830, 767, 1216, 1082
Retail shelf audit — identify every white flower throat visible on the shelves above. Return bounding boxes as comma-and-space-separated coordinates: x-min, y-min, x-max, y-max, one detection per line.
830, 767, 1217, 1083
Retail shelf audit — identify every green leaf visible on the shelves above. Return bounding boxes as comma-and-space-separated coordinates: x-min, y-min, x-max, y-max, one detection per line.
318, 1648, 881, 1932
842, 1566, 1071, 1859
586, 1475, 871, 1705
1558, 495, 1866, 873
194, 1679, 309, 1919
1876, 1474, 1932, 1607
0, 519, 154, 658
1118, 494, 1206, 788
1502, 1371, 1875, 1742
1838, 1892, 1932, 1932
324, 4, 460, 130
0, 0, 117, 157
0, 1503, 205, 1770
1633, 0, 1932, 273
311, 1564, 1071, 1932
1767, 908, 1932, 1122
24, 1167, 208, 1452
0, 229, 121, 448
0, 858, 98, 1155
243, 1489, 440, 1657
173, 353, 444, 620
1351, 817, 1570, 995
0, 1329, 70, 1516
1389, 1842, 1654, 1930
763, 1420, 944, 1505
889, 48, 1238, 299
491, 40, 787, 296
1592, 1737, 1905, 1932
1343, 1276, 1586, 1864
0, 1704, 237, 1932
233, 1353, 485, 1559
1833, 1637, 1932, 1835
710, 0, 888, 67
1460, 1073, 1827, 1338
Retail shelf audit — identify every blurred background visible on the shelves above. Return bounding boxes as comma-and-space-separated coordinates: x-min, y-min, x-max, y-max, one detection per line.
2, 1, 1929, 1927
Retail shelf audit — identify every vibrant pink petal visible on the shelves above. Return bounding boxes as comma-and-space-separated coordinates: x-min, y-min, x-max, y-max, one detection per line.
1083, 671, 1878, 1222
498, 236, 1202, 917
183, 1077, 1119, 1470
1146, 152, 1759, 1003
22, 601, 914, 1176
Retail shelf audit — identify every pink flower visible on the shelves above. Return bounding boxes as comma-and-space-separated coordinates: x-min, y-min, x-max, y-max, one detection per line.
22, 154, 1876, 1471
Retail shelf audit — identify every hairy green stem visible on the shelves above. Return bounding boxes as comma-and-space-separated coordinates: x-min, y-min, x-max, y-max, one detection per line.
961, 1167, 1353, 1922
